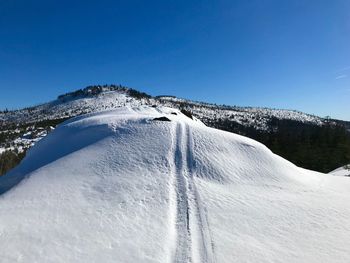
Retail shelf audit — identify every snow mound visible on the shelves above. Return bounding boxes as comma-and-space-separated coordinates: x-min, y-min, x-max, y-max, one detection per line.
1, 106, 350, 263
329, 165, 350, 177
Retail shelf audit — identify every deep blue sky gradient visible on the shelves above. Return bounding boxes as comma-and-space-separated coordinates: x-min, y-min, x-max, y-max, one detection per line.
0, 0, 349, 120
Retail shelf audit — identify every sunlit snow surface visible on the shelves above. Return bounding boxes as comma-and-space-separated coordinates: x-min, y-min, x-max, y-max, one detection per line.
0, 106, 350, 263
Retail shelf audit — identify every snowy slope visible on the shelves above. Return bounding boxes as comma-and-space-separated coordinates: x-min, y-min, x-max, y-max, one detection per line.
156, 96, 325, 130
2, 86, 346, 159
0, 88, 147, 155
329, 165, 350, 177
0, 88, 326, 129
1, 106, 350, 263
0, 89, 146, 124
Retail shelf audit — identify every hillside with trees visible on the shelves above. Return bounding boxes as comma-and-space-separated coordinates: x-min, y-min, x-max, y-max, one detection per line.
207, 117, 350, 173
1, 85, 349, 175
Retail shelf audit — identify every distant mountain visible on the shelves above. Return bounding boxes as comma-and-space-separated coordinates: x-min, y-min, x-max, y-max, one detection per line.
0, 84, 329, 127
1, 106, 350, 262
1, 84, 350, 175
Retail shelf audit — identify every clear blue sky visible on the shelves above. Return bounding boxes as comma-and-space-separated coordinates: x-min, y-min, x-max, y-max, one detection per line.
0, 0, 349, 120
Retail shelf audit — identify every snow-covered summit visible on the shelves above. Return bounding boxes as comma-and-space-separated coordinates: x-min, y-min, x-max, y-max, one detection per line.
1, 85, 347, 162
1, 106, 350, 263
0, 87, 149, 124
0, 86, 327, 128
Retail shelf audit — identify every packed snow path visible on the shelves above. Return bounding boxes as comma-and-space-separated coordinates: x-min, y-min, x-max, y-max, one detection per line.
169, 123, 215, 263
1, 106, 350, 263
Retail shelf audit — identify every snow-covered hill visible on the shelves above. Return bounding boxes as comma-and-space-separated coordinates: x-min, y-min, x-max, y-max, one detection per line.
156, 96, 325, 130
1, 106, 350, 263
329, 165, 350, 177
0, 86, 149, 155
0, 86, 326, 129
0, 86, 148, 125
0, 85, 334, 156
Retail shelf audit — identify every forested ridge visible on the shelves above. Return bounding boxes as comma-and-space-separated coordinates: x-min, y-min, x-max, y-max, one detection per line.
207, 117, 350, 173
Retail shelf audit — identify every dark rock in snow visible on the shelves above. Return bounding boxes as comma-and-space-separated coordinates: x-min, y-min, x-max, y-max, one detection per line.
153, 117, 171, 122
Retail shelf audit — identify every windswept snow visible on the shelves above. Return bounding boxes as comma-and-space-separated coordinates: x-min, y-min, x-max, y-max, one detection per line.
0, 106, 350, 263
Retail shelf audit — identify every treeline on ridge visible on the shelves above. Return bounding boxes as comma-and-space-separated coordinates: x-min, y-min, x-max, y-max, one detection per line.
207, 117, 350, 173
0, 118, 69, 176
57, 84, 151, 101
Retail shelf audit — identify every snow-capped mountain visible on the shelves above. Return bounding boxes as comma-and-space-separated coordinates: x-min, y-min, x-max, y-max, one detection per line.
1, 106, 350, 263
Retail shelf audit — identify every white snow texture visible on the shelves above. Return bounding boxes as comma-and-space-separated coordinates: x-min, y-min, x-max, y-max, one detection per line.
329, 165, 350, 177
0, 106, 350, 263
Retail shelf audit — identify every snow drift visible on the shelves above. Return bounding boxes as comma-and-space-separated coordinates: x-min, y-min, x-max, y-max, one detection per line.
329, 165, 350, 177
0, 106, 350, 263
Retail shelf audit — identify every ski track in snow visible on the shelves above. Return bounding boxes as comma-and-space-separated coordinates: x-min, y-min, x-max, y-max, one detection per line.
2, 107, 350, 262
169, 122, 215, 263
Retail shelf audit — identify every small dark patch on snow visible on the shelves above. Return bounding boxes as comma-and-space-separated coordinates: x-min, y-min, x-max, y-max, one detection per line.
153, 117, 171, 122
180, 109, 193, 119
171, 112, 177, 115
151, 105, 157, 108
